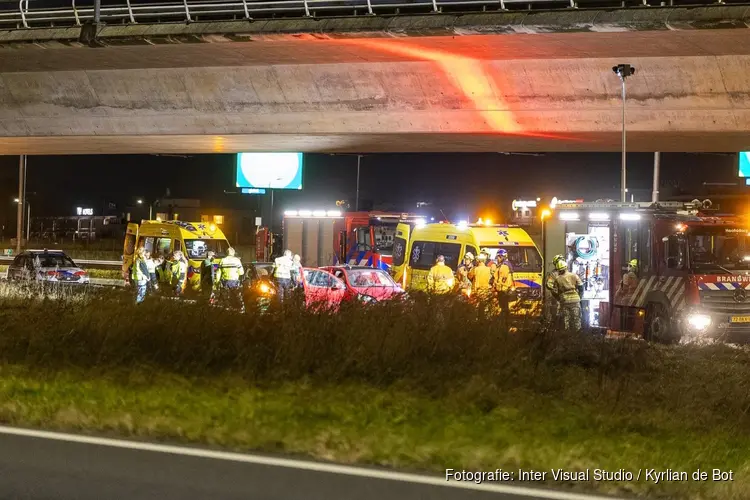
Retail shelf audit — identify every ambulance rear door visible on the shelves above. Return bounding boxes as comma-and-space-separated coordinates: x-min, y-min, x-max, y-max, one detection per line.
391, 222, 412, 286
123, 222, 139, 280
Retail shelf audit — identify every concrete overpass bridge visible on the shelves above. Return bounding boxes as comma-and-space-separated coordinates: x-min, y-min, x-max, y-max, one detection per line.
1, 0, 750, 154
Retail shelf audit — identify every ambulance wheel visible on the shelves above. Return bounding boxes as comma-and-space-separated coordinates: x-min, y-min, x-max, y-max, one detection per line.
645, 303, 675, 344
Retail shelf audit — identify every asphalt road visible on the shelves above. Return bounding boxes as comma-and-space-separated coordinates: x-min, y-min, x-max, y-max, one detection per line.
0, 427, 616, 500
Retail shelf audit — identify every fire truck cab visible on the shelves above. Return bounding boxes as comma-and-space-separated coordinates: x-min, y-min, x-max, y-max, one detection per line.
544, 201, 750, 343
283, 210, 423, 270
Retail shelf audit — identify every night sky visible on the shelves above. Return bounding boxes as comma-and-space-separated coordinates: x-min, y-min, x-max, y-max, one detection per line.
0, 152, 740, 235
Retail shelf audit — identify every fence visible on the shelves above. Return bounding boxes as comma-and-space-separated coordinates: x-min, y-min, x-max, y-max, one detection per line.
0, 0, 739, 30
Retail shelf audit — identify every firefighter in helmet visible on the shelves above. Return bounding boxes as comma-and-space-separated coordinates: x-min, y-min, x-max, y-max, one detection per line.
549, 257, 583, 332
457, 252, 475, 296
469, 251, 492, 298
492, 248, 515, 330
427, 255, 455, 294
615, 258, 639, 305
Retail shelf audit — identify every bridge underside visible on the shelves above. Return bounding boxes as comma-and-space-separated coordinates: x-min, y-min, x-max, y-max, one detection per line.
2, 28, 750, 154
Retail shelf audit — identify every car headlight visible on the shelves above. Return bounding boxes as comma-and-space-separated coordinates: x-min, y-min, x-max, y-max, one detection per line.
258, 282, 275, 295
358, 294, 375, 303
687, 313, 712, 331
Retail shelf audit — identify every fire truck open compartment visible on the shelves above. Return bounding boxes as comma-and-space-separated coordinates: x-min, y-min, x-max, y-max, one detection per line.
544, 210, 612, 328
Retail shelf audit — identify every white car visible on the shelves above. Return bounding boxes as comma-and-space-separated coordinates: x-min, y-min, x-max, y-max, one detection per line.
5, 250, 90, 284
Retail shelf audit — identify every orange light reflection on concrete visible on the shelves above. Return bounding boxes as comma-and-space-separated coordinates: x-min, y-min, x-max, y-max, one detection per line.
341, 39, 585, 142
212, 136, 226, 152
346, 39, 521, 134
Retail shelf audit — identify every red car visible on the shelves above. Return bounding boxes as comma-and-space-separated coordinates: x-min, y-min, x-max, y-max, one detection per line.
321, 266, 405, 303
301, 267, 348, 309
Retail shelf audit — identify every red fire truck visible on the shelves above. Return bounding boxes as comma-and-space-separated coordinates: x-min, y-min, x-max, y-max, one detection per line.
543, 201, 750, 343
282, 210, 424, 270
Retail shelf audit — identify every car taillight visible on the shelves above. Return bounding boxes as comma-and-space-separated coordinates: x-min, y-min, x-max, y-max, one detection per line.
46, 271, 57, 277
75, 271, 87, 277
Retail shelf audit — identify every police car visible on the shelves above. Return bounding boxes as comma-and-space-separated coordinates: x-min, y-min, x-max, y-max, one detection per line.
5, 249, 90, 284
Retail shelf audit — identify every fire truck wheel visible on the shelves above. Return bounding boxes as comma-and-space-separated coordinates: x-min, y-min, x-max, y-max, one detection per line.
645, 303, 675, 344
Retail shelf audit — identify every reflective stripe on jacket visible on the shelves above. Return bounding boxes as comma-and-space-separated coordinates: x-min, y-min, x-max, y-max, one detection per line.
219, 256, 244, 281
470, 264, 492, 291
552, 271, 582, 304
493, 262, 514, 292
274, 256, 293, 280
427, 263, 455, 293
131, 257, 149, 283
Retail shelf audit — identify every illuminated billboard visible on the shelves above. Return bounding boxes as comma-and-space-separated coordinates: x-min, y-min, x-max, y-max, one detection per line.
235, 153, 303, 190
740, 152, 750, 178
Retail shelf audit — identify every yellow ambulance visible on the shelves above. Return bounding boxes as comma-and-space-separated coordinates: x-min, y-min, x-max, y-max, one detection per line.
122, 220, 231, 292
468, 224, 543, 315
400, 222, 479, 291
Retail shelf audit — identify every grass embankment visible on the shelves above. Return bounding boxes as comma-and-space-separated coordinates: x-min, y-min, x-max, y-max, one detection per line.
0, 290, 749, 498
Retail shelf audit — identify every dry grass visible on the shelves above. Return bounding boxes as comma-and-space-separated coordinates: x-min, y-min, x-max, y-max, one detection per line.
0, 289, 749, 498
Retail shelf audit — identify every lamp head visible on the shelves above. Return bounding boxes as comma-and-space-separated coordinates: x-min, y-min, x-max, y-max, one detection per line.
612, 64, 636, 79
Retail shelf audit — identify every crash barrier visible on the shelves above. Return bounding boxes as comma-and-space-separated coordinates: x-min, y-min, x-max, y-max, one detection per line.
0, 0, 740, 29
0, 255, 122, 268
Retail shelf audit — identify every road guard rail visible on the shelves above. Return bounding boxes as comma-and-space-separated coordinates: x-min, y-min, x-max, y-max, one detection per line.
0, 255, 122, 268
0, 0, 742, 29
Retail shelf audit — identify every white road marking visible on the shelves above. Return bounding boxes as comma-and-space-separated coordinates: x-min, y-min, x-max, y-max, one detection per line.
0, 425, 619, 500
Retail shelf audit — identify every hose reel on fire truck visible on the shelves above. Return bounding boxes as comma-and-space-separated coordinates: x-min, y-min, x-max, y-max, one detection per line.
573, 236, 598, 260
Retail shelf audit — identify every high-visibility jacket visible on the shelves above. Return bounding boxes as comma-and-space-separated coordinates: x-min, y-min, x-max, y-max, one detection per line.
274, 256, 293, 280
200, 258, 216, 289
427, 263, 455, 294
156, 264, 171, 284
551, 271, 583, 304
470, 263, 492, 291
493, 262, 514, 292
171, 258, 188, 282
131, 257, 149, 283
219, 255, 244, 282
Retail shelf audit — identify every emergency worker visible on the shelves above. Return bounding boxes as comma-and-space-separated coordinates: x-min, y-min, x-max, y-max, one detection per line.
155, 255, 170, 289
492, 249, 515, 328
469, 252, 492, 297
457, 252, 475, 295
200, 250, 217, 303
545, 254, 565, 326
131, 247, 151, 304
290, 254, 304, 288
274, 249, 294, 301
171, 251, 188, 297
615, 259, 639, 305
219, 247, 245, 310
550, 258, 584, 332
427, 255, 455, 294
144, 250, 158, 292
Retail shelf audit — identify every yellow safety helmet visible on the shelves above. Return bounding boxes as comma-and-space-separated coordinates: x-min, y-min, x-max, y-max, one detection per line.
629, 259, 638, 269
464, 252, 475, 261
555, 259, 567, 271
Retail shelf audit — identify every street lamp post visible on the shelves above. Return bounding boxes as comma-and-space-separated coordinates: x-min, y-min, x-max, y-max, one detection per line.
16, 155, 26, 254
613, 64, 636, 203
136, 199, 153, 220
